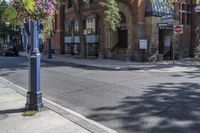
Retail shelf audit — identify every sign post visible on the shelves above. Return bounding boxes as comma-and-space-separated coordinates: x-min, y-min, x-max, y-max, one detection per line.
172, 25, 183, 65
139, 39, 147, 62
83, 29, 88, 58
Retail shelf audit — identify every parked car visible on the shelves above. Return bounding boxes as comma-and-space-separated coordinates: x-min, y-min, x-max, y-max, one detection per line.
2, 45, 19, 56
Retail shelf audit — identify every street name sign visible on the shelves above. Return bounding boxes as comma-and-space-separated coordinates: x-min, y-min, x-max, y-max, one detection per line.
161, 15, 173, 22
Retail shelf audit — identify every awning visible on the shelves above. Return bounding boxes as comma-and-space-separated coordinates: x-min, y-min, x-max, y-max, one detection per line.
145, 0, 175, 17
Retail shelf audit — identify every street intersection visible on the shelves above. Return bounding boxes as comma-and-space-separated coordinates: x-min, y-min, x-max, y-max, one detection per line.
1, 55, 200, 133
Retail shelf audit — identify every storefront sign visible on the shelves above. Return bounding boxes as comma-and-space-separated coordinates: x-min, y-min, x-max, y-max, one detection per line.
139, 39, 148, 49
64, 37, 73, 43
86, 35, 99, 43
158, 23, 173, 30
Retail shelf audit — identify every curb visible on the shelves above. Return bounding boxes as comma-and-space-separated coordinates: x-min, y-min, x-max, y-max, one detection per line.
0, 77, 118, 133
42, 59, 141, 71
20, 52, 140, 71
20, 52, 200, 72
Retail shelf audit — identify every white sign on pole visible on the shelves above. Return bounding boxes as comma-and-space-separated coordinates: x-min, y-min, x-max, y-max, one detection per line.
139, 39, 148, 49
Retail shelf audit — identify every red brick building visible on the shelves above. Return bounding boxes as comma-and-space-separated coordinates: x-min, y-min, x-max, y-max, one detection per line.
52, 0, 200, 61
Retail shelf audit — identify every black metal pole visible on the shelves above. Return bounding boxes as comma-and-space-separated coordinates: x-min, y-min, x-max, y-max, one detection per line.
48, 38, 52, 58
190, 0, 193, 57
26, 20, 43, 111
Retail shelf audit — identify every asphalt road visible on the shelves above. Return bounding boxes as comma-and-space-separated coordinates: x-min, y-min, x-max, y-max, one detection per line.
1, 55, 200, 133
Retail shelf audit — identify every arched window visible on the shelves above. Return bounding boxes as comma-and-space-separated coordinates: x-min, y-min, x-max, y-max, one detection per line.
65, 20, 72, 36
68, 0, 72, 8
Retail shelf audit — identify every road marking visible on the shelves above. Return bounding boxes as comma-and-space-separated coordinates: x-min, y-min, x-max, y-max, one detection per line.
0, 77, 118, 133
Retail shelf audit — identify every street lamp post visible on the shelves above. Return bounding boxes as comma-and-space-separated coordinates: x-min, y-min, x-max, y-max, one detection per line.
25, 20, 43, 111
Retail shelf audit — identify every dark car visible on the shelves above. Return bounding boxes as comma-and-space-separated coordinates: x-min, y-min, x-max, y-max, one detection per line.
2, 45, 19, 56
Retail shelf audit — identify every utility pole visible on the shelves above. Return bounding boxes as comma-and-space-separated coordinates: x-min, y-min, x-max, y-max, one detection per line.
25, 20, 43, 111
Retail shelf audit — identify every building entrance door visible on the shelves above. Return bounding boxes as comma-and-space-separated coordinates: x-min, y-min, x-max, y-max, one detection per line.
118, 29, 128, 48
159, 29, 173, 60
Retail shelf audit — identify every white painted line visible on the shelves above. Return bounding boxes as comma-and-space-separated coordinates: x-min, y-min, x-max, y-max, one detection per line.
0, 77, 118, 133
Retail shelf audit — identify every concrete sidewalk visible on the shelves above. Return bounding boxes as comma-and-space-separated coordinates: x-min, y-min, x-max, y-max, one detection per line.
42, 54, 200, 72
20, 52, 200, 72
0, 77, 117, 133
0, 78, 90, 133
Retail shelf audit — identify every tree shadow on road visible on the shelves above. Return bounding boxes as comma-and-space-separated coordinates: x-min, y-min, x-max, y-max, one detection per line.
87, 82, 200, 133
171, 71, 200, 79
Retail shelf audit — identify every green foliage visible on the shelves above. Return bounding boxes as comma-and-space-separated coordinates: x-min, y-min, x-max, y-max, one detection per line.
0, 1, 13, 35
22, 0, 36, 13
43, 16, 54, 40
2, 0, 30, 26
3, 7, 17, 23
22, 110, 38, 117
101, 0, 121, 31
3, 0, 58, 26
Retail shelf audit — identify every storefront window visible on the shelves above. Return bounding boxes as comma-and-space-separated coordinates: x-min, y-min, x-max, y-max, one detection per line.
180, 4, 191, 25
68, 0, 72, 8
65, 20, 72, 36
74, 20, 79, 35
86, 17, 97, 35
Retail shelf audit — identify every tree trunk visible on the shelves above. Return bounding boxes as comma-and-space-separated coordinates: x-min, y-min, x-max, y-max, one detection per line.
3, 34, 6, 44
72, 0, 86, 58
78, 17, 86, 58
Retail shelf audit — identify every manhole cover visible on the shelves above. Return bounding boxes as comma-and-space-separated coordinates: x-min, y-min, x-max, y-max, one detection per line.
0, 114, 8, 120
184, 102, 200, 111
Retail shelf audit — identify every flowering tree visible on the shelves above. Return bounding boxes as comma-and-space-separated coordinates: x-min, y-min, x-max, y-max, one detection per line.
3, 0, 121, 58
3, 0, 58, 23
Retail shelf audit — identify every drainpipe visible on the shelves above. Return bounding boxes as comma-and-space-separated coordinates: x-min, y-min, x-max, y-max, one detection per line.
190, 0, 193, 57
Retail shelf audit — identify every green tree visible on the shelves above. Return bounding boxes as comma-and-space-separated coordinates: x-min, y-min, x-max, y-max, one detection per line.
0, 0, 13, 44
101, 0, 121, 31
3, 0, 121, 58
43, 16, 54, 42
67, 0, 120, 58
43, 16, 55, 55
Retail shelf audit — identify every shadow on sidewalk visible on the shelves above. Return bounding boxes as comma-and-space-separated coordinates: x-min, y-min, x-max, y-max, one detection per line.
0, 108, 26, 114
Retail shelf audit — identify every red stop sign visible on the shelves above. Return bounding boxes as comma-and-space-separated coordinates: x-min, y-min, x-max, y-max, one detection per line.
174, 25, 183, 33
